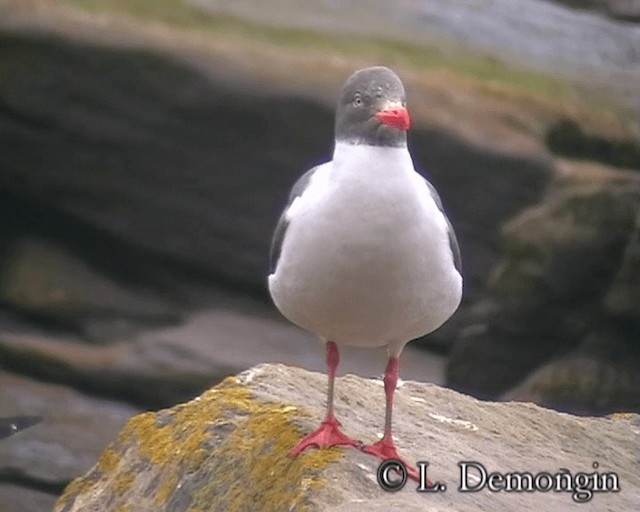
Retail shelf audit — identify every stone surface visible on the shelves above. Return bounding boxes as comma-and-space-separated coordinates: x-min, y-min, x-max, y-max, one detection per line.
0, 372, 138, 487
55, 364, 640, 512
0, 415, 42, 439
0, 484, 57, 512
0, 29, 333, 294
0, 236, 183, 341
503, 329, 640, 415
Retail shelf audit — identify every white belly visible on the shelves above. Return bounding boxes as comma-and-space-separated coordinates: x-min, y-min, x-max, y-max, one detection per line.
269, 144, 462, 351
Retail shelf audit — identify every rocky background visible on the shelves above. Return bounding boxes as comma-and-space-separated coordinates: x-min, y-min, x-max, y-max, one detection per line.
0, 0, 639, 510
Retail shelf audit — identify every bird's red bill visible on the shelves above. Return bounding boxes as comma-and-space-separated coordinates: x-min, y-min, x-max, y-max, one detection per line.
375, 107, 411, 131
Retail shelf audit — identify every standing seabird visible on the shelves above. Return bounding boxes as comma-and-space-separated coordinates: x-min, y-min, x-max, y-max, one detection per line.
268, 66, 462, 479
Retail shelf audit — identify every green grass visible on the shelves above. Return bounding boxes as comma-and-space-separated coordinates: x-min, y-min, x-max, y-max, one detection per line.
61, 0, 574, 100
64, 0, 219, 29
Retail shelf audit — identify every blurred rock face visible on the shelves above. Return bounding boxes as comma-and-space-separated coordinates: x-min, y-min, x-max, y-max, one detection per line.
448, 168, 640, 415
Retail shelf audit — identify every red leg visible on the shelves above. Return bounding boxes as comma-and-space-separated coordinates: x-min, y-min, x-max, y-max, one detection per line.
362, 357, 426, 483
290, 341, 360, 456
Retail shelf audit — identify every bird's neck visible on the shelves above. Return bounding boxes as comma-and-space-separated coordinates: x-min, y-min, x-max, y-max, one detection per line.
332, 141, 412, 177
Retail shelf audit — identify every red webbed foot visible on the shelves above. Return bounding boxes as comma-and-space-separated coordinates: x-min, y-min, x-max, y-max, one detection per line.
362, 437, 428, 484
290, 416, 361, 457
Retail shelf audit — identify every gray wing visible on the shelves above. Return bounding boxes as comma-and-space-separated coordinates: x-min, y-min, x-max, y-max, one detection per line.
423, 178, 462, 273
269, 166, 319, 274
0, 415, 43, 440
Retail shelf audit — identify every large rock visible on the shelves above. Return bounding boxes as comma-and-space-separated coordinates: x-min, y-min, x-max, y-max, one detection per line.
55, 364, 639, 512
503, 328, 640, 415
448, 163, 640, 412
604, 209, 640, 324
0, 236, 182, 342
0, 485, 56, 512
0, 371, 138, 512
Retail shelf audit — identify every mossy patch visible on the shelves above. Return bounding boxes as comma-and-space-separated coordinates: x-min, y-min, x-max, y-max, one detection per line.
56, 376, 342, 512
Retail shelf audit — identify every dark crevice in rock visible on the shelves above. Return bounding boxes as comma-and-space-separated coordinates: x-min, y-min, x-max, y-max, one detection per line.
0, 473, 66, 496
0, 96, 56, 132
0, 343, 211, 409
0, 299, 184, 345
0, 189, 267, 304
550, 0, 640, 22
0, 301, 84, 339
546, 119, 640, 170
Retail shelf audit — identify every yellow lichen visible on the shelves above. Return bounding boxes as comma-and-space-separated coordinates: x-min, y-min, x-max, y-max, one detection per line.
56, 375, 343, 512
609, 412, 636, 420
154, 471, 178, 507
56, 474, 92, 507
97, 448, 120, 473
187, 378, 343, 512
122, 377, 254, 469
112, 470, 136, 496
224, 402, 342, 512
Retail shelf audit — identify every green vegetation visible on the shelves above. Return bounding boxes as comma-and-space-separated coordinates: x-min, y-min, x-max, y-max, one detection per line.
64, 0, 222, 28
61, 0, 572, 99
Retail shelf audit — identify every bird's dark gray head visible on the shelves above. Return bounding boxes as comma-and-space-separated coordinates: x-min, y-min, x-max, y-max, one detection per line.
334, 66, 410, 147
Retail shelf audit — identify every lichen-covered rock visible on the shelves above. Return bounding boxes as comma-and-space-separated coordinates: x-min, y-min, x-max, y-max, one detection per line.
56, 367, 343, 512
55, 364, 639, 512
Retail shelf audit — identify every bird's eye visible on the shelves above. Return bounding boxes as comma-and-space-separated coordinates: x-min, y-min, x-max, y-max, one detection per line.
353, 93, 363, 107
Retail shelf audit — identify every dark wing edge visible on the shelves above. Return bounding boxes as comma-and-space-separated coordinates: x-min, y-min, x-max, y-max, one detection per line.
269, 166, 319, 275
423, 178, 462, 274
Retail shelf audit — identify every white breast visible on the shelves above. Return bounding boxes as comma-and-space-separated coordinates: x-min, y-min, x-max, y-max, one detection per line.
269, 142, 462, 354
